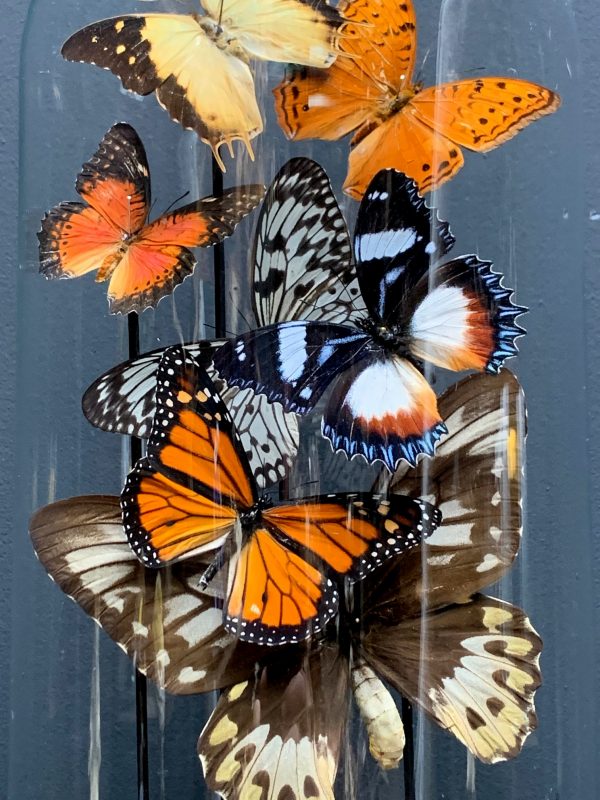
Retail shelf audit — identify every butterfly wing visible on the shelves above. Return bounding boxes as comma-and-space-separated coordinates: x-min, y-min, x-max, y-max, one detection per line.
274, 0, 417, 141
199, 644, 349, 800
224, 493, 440, 645
82, 345, 298, 491
121, 347, 256, 566
62, 15, 262, 164
322, 355, 447, 471
407, 255, 527, 374
82, 341, 224, 438
344, 106, 466, 199
353, 170, 454, 324
362, 595, 541, 763
38, 123, 150, 280
370, 370, 526, 617
411, 77, 560, 153
29, 495, 265, 695
253, 157, 364, 327
106, 184, 265, 314
203, 0, 342, 67
213, 321, 368, 415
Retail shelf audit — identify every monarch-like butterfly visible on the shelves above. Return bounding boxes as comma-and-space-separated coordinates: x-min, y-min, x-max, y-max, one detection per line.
30, 371, 540, 788
119, 345, 440, 645
61, 1, 342, 168
81, 157, 364, 487
213, 169, 526, 471
38, 123, 264, 314
274, 0, 560, 197
198, 369, 542, 800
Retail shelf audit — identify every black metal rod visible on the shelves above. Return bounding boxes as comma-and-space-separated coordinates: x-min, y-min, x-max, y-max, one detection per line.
128, 311, 150, 800
402, 696, 415, 800
212, 158, 226, 338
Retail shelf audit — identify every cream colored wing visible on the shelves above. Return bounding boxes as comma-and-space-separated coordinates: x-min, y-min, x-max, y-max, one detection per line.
62, 14, 262, 167
202, 0, 341, 67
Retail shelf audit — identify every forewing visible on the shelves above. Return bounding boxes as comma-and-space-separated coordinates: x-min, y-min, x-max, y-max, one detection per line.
224, 385, 299, 491
213, 322, 368, 415
411, 78, 560, 153
144, 346, 256, 509
38, 203, 122, 280
204, 0, 342, 67
75, 123, 150, 234
29, 495, 265, 695
199, 644, 350, 800
82, 341, 224, 438
354, 170, 454, 324
362, 596, 541, 763
369, 370, 526, 617
265, 493, 440, 581
82, 345, 298, 491
253, 158, 363, 327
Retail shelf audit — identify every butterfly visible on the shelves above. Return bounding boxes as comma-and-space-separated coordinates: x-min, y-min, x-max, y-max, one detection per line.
120, 345, 439, 645
82, 156, 364, 485
274, 0, 561, 197
38, 123, 264, 314
61, 1, 343, 168
213, 168, 526, 472
30, 370, 540, 791
198, 369, 542, 800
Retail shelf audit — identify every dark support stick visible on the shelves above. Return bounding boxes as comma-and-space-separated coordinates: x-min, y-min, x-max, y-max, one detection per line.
402, 696, 415, 800
212, 158, 226, 338
128, 312, 150, 800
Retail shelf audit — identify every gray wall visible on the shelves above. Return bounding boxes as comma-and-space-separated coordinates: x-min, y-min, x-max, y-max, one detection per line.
2, 0, 600, 798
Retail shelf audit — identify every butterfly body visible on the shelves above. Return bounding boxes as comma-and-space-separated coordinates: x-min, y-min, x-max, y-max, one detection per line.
38, 123, 264, 313
121, 345, 440, 645
214, 170, 526, 471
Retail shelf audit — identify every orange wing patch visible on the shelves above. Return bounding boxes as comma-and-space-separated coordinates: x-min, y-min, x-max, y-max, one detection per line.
155, 407, 255, 510
274, 0, 560, 196
121, 459, 236, 566
345, 109, 464, 198
411, 78, 560, 153
225, 527, 334, 646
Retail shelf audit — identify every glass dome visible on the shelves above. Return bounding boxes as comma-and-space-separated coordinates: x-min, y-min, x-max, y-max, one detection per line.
13, 0, 596, 799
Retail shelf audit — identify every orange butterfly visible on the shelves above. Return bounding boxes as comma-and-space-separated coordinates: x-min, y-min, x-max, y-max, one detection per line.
120, 345, 440, 645
274, 0, 560, 198
38, 124, 264, 314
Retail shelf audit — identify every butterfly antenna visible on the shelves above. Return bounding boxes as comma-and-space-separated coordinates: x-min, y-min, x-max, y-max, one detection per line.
201, 319, 238, 339
218, 0, 224, 26
227, 288, 256, 332
416, 46, 432, 85
162, 190, 190, 216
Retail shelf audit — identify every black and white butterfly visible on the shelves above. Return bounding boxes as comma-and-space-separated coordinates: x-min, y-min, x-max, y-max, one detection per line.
213, 170, 526, 472
198, 370, 541, 800
82, 157, 363, 488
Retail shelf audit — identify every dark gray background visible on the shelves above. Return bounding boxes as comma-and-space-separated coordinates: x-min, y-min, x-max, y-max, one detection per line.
2, 0, 600, 798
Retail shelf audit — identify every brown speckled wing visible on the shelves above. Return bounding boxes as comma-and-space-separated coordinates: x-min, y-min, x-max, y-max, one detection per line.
29, 495, 265, 695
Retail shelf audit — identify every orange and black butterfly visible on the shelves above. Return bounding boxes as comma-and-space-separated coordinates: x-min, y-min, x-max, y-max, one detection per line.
120, 345, 440, 645
38, 123, 264, 314
274, 0, 560, 198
